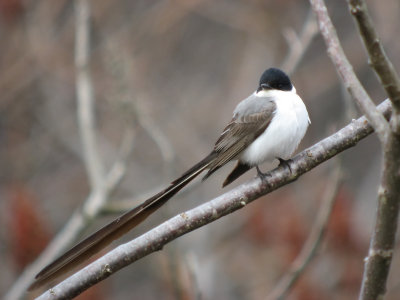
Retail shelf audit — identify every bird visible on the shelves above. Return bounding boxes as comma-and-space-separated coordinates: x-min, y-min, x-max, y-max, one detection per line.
29, 67, 310, 290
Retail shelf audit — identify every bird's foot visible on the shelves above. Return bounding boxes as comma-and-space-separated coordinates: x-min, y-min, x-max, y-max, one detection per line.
277, 157, 293, 173
256, 165, 271, 182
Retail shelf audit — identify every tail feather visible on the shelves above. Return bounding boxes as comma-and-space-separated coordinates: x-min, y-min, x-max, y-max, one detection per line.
29, 153, 215, 291
222, 162, 251, 187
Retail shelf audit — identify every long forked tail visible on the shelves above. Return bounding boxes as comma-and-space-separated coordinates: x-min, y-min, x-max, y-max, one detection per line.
29, 152, 217, 291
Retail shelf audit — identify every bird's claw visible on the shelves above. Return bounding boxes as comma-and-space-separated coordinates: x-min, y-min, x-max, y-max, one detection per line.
277, 157, 293, 173
256, 165, 271, 182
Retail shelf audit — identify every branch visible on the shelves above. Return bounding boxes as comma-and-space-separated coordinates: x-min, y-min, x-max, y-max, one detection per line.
343, 2, 400, 299
267, 162, 342, 300
359, 132, 400, 300
281, 10, 318, 75
348, 0, 400, 115
75, 0, 104, 190
35, 99, 392, 300
4, 131, 135, 300
3, 2, 135, 299
309, 0, 390, 143
134, 100, 176, 169
310, 1, 400, 299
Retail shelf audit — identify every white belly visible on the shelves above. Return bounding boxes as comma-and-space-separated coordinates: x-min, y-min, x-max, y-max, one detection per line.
240, 89, 309, 166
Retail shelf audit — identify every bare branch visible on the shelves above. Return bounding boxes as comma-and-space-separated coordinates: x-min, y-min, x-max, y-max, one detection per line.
341, 2, 400, 299
281, 10, 318, 75
3, 2, 136, 298
348, 0, 400, 117
75, 0, 104, 189
5, 210, 89, 300
133, 99, 176, 176
359, 133, 400, 300
35, 99, 392, 300
267, 162, 342, 300
5, 130, 135, 300
82, 128, 135, 215
309, 0, 390, 143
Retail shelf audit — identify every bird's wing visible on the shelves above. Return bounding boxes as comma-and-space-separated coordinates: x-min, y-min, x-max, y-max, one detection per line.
204, 97, 276, 178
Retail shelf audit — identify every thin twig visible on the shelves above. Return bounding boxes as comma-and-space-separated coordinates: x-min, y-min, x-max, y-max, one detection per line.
4, 131, 135, 300
75, 0, 104, 190
135, 100, 176, 169
133, 99, 177, 180
309, 0, 390, 143
83, 128, 135, 215
281, 10, 318, 75
267, 162, 342, 300
102, 39, 177, 185
347, 0, 400, 115
35, 99, 392, 300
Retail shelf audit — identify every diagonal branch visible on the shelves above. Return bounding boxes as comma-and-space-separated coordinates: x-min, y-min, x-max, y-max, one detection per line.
35, 99, 392, 300
309, 0, 390, 143
348, 0, 400, 115
281, 10, 318, 75
310, 1, 400, 299
3, 131, 135, 300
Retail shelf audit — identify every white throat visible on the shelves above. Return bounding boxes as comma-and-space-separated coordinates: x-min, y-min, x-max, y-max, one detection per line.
255, 85, 297, 97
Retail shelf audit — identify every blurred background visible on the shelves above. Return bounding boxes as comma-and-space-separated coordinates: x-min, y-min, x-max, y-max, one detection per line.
1, 0, 400, 299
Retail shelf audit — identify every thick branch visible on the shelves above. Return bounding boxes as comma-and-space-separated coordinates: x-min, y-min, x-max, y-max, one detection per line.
309, 0, 390, 143
343, 2, 400, 299
35, 100, 392, 300
348, 0, 400, 117
359, 133, 400, 300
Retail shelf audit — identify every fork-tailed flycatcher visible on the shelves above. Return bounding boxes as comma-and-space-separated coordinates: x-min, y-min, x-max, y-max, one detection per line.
29, 67, 310, 290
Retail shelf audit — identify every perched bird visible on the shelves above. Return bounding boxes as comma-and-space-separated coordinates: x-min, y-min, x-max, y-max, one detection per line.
29, 67, 310, 290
